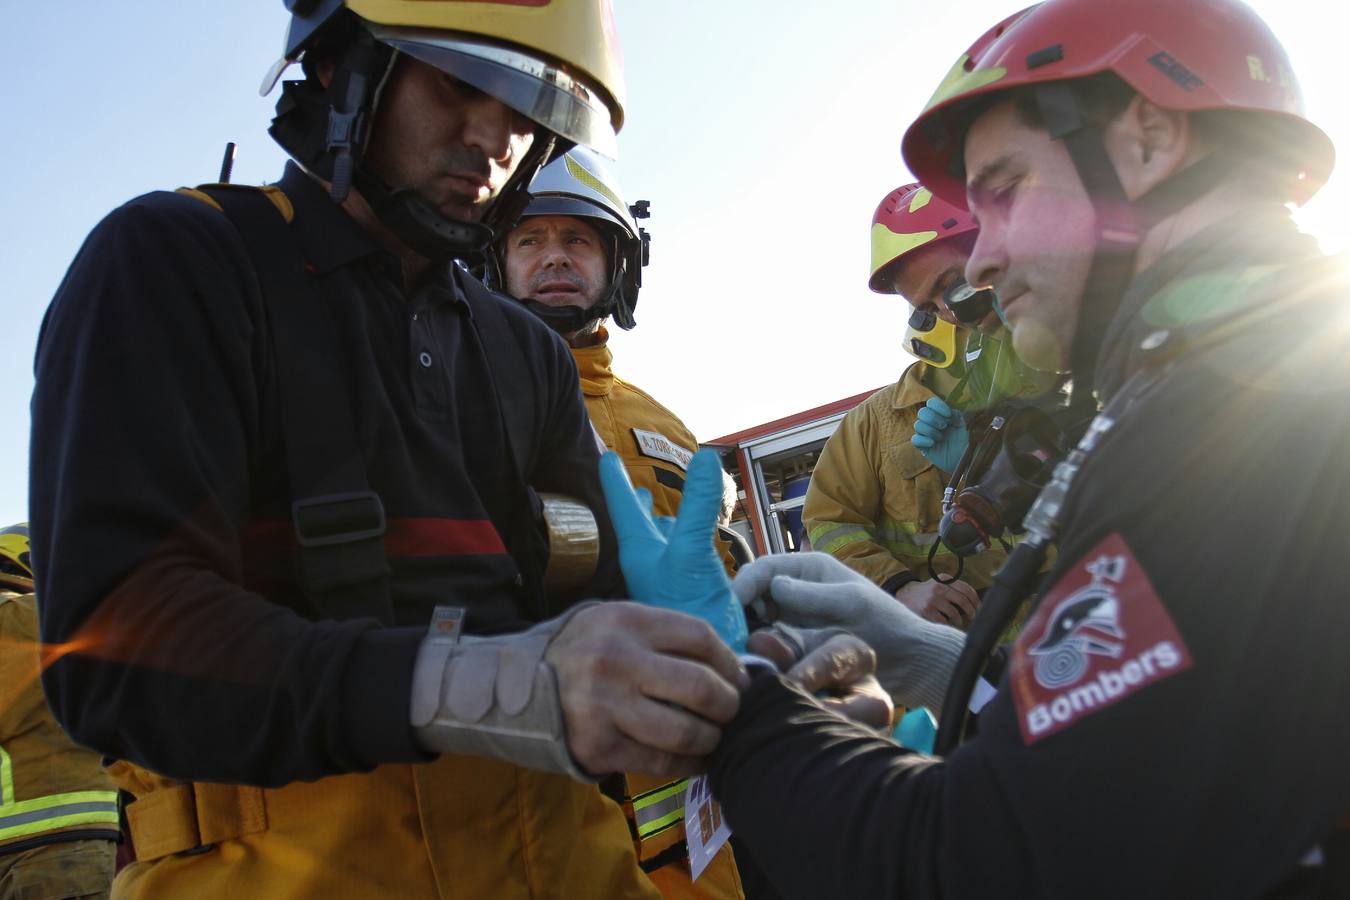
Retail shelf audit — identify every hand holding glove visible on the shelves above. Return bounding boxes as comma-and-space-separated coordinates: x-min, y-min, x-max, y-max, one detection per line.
600, 449, 748, 653
732, 552, 965, 713
411, 601, 746, 780
911, 397, 969, 473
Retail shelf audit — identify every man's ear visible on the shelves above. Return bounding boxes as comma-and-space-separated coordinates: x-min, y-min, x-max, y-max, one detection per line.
1105, 94, 1193, 200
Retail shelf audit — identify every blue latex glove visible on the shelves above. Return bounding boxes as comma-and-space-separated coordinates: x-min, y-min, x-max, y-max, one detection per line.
893, 707, 937, 754
633, 487, 676, 540
599, 450, 748, 653
910, 397, 969, 473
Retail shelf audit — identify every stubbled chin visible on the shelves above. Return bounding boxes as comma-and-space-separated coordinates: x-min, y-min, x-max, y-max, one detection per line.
1010, 316, 1069, 373
434, 196, 489, 223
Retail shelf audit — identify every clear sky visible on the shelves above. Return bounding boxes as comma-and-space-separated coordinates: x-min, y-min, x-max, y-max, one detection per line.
3, 0, 1347, 524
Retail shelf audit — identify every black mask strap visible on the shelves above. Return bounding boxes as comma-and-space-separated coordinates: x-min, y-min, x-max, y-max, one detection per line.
1134, 150, 1242, 230
1036, 83, 1142, 420
323, 28, 393, 203
1036, 83, 1246, 418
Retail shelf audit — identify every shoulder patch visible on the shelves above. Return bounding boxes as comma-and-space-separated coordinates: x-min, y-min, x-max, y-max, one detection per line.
174, 184, 295, 223
1009, 532, 1192, 744
632, 428, 693, 471
175, 187, 224, 213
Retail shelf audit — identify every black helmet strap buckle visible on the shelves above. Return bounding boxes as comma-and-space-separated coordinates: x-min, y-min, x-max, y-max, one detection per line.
322, 27, 393, 204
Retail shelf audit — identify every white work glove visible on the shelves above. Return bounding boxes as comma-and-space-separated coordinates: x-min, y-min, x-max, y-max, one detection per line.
411, 600, 746, 781
410, 602, 600, 782
733, 552, 966, 714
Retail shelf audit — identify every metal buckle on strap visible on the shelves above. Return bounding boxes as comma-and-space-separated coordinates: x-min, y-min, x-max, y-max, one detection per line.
291, 491, 386, 548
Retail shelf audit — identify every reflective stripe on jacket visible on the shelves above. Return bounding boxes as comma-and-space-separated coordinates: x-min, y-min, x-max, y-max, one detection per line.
573, 332, 745, 900
0, 591, 119, 853
803, 362, 1010, 591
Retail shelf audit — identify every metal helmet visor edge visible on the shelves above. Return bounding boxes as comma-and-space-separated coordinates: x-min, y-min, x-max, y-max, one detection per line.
517, 195, 633, 237
371, 25, 619, 159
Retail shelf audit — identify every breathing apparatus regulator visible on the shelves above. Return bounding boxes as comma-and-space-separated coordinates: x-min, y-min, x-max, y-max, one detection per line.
901, 0, 1333, 752
913, 322, 1072, 584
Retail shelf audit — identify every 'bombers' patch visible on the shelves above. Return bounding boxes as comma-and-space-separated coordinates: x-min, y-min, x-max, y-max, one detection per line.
1009, 532, 1192, 745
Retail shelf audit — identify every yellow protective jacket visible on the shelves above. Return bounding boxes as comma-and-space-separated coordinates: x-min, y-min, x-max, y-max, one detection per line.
803, 362, 1011, 593
111, 755, 656, 900
0, 590, 119, 854
573, 329, 744, 900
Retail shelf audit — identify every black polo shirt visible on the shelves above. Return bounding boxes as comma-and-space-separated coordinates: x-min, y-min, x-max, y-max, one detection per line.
30, 163, 618, 785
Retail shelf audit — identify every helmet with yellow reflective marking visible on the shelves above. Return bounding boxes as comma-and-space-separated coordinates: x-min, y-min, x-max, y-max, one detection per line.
266, 0, 626, 262
0, 523, 32, 592
501, 146, 650, 332
874, 183, 983, 369
869, 183, 978, 295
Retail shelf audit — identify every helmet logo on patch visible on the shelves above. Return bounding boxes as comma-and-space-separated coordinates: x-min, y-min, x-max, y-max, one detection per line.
1009, 533, 1193, 745
1029, 554, 1127, 689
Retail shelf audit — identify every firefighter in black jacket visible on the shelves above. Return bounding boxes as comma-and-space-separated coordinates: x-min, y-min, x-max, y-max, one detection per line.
28, 2, 745, 898
706, 0, 1350, 897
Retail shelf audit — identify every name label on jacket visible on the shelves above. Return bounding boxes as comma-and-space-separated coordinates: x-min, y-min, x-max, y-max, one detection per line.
632, 428, 693, 471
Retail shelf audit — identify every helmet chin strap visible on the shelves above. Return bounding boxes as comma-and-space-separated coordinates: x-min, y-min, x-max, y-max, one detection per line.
352, 167, 494, 258
1034, 83, 1241, 422
517, 275, 625, 337
516, 300, 597, 335
351, 121, 556, 266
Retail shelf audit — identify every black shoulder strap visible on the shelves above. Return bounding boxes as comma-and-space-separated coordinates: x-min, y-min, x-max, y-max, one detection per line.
201, 185, 393, 624
454, 270, 556, 620
455, 269, 537, 475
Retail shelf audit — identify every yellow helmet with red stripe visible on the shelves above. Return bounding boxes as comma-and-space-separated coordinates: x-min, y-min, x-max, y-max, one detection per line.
272, 0, 624, 156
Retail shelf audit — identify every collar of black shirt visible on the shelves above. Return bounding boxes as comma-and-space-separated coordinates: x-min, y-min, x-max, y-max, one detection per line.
1095, 209, 1321, 400
277, 161, 385, 276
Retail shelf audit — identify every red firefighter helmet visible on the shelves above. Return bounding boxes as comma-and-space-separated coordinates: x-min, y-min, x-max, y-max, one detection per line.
868, 182, 979, 294
871, 183, 980, 369
902, 0, 1334, 208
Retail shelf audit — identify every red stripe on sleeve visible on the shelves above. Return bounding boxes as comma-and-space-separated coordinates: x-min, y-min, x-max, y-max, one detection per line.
243, 517, 507, 558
